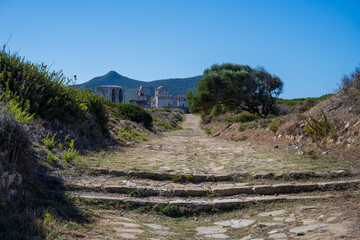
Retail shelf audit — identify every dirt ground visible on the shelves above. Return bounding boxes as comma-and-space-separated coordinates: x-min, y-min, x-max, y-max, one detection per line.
82, 114, 353, 174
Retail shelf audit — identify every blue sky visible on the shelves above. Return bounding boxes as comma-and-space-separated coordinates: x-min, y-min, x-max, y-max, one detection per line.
0, 0, 359, 98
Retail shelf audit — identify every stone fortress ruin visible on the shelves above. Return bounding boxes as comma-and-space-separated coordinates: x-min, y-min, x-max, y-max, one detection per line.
129, 85, 151, 108
95, 85, 125, 103
95, 84, 187, 109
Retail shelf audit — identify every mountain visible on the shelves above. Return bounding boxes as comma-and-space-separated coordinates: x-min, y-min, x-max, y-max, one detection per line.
75, 71, 202, 102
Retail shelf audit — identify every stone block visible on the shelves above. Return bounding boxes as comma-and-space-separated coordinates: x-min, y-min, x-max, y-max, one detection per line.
253, 185, 275, 195
212, 186, 253, 196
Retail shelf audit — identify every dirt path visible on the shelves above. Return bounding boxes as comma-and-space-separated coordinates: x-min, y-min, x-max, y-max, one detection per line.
90, 114, 344, 174
65, 114, 360, 240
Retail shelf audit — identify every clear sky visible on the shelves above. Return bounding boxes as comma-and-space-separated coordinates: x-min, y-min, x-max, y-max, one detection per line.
1, 0, 359, 98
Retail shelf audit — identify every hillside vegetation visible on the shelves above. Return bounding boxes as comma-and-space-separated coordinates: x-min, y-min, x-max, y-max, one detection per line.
202, 65, 360, 165
0, 48, 183, 239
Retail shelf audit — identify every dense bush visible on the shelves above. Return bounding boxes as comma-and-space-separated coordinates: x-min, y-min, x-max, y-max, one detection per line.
116, 103, 153, 128
0, 49, 109, 131
187, 63, 283, 116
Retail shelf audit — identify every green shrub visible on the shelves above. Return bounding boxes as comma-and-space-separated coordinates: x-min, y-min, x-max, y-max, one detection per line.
304, 110, 336, 147
159, 205, 182, 217
62, 139, 79, 162
205, 128, 211, 134
269, 119, 282, 133
42, 133, 57, 150
3, 98, 34, 124
117, 103, 153, 128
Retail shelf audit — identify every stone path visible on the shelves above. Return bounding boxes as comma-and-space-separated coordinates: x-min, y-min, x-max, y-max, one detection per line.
64, 114, 360, 239
86, 114, 353, 174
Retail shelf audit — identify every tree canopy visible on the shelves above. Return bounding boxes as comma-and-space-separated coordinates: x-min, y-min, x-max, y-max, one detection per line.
186, 63, 283, 116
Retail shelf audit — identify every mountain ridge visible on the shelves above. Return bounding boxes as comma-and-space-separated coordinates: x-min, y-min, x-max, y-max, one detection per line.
76, 71, 202, 102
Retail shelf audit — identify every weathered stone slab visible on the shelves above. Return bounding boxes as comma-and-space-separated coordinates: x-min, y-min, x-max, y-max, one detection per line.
258, 210, 287, 217
214, 219, 254, 228
193, 174, 213, 182
213, 174, 232, 181
104, 185, 132, 193
273, 184, 296, 194
144, 223, 169, 230
253, 185, 275, 195
169, 200, 212, 210
197, 226, 227, 234
294, 183, 319, 192
204, 233, 229, 239
269, 233, 287, 239
289, 223, 328, 235
213, 199, 244, 209
212, 186, 253, 196
184, 187, 209, 196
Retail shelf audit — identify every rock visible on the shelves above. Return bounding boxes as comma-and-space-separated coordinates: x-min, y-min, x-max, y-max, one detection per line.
331, 170, 348, 177
289, 223, 328, 235
258, 210, 287, 217
214, 219, 254, 228
116, 233, 136, 239
269, 233, 287, 239
197, 226, 227, 235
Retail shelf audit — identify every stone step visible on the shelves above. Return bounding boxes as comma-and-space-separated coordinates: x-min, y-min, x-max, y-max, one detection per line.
65, 179, 360, 198
71, 192, 336, 211
88, 167, 355, 183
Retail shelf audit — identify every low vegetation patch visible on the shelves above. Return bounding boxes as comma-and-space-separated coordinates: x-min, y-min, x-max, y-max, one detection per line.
114, 127, 148, 142
224, 112, 260, 123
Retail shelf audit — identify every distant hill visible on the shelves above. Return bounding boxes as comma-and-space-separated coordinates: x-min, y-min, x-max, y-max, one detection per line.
75, 71, 202, 102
